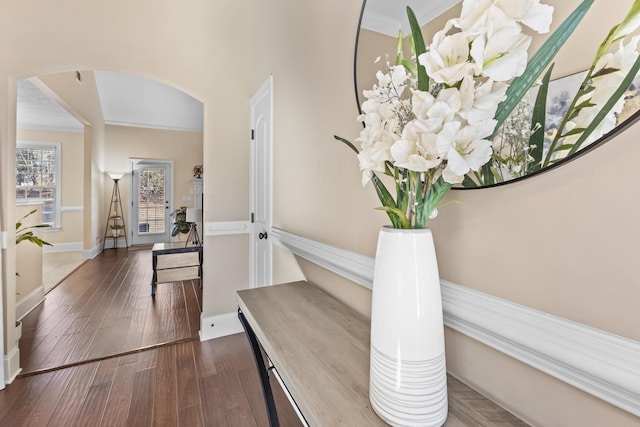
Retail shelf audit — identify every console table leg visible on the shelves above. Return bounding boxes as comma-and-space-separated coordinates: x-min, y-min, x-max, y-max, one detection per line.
238, 308, 280, 427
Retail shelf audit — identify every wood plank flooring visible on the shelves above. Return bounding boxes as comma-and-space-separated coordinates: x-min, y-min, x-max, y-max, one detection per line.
20, 247, 201, 375
4, 246, 529, 426
1, 334, 302, 426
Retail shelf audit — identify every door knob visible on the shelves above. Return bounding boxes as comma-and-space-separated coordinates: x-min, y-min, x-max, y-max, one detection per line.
258, 231, 268, 240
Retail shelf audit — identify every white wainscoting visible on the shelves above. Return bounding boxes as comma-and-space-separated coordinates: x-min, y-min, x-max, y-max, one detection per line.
270, 227, 640, 417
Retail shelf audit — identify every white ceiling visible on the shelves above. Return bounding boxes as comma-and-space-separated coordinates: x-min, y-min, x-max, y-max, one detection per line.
17, 71, 203, 134
361, 0, 461, 37
17, 79, 85, 133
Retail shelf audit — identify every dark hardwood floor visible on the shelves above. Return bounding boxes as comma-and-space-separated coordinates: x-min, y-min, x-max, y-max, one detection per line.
20, 247, 201, 374
2, 246, 528, 426
1, 334, 302, 426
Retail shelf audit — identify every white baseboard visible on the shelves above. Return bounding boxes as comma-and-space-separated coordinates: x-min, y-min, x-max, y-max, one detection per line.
43, 241, 83, 253
270, 227, 640, 417
3, 346, 21, 384
200, 312, 244, 341
83, 243, 102, 260
16, 286, 45, 321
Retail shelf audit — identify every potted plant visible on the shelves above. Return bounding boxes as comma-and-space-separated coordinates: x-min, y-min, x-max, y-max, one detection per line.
170, 207, 191, 237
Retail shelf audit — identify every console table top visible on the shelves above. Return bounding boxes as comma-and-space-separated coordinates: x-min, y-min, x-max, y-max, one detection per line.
237, 281, 386, 426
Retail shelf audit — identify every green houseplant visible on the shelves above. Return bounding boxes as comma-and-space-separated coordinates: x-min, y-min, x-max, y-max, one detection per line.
170, 207, 191, 236
16, 209, 52, 247
15, 208, 52, 277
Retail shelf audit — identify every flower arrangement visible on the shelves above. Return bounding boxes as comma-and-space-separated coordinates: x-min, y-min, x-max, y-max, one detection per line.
336, 0, 640, 229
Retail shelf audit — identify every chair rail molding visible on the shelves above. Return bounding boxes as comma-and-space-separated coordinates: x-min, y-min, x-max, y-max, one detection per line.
204, 221, 250, 236
270, 227, 640, 417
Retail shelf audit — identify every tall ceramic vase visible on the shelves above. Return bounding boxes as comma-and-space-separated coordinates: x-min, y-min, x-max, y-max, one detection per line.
370, 227, 448, 427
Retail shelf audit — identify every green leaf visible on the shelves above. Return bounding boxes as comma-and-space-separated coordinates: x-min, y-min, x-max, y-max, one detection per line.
421, 178, 452, 227
376, 206, 410, 229
529, 65, 553, 173
396, 169, 409, 214
406, 6, 429, 91
569, 52, 640, 156
560, 127, 587, 138
554, 144, 575, 151
492, 0, 594, 135
333, 135, 359, 154
592, 66, 620, 79
371, 173, 405, 228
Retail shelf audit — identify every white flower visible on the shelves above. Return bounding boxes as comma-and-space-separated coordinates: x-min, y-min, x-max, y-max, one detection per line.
419, 23, 477, 84
459, 76, 508, 124
457, 0, 553, 34
562, 36, 640, 149
470, 26, 532, 81
391, 120, 443, 172
436, 122, 494, 183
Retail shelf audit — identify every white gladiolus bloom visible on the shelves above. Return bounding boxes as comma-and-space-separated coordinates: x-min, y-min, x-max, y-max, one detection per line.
392, 120, 443, 172
459, 76, 508, 124
441, 125, 494, 183
470, 27, 532, 81
457, 0, 553, 34
562, 36, 640, 149
419, 24, 477, 84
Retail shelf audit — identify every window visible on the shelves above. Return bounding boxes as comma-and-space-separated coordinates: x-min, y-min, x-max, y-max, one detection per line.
16, 142, 61, 227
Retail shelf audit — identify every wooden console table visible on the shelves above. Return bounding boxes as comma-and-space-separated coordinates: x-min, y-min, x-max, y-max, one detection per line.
237, 281, 527, 427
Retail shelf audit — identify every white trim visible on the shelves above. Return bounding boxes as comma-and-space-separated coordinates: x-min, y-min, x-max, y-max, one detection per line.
200, 312, 243, 341
60, 205, 83, 213
16, 286, 45, 321
3, 346, 21, 385
361, 0, 461, 37
204, 221, 251, 236
0, 231, 7, 249
271, 228, 374, 289
16, 141, 62, 228
104, 119, 201, 133
83, 243, 102, 260
270, 227, 640, 417
441, 281, 640, 417
43, 241, 83, 253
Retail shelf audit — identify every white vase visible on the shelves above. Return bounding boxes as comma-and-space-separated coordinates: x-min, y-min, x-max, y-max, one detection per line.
370, 227, 448, 427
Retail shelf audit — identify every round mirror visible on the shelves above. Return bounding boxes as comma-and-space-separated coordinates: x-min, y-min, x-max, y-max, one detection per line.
354, 0, 640, 188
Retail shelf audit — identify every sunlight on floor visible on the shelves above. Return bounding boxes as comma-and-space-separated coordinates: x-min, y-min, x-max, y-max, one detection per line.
42, 251, 85, 294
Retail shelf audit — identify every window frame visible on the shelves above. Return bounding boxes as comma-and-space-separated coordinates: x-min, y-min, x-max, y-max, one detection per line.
16, 141, 62, 228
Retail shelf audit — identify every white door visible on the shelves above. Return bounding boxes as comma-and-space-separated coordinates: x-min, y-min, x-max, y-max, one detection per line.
129, 159, 173, 245
249, 76, 273, 288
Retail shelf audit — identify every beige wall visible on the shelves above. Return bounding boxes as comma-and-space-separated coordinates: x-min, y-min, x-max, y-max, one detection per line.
102, 125, 203, 244
34, 72, 106, 252
256, 0, 639, 425
17, 129, 85, 246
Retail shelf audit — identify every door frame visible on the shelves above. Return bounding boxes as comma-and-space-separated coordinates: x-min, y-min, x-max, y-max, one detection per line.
249, 76, 273, 288
128, 158, 174, 246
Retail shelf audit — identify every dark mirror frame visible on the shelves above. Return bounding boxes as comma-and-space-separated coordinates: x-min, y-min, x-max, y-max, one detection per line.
353, 0, 640, 190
